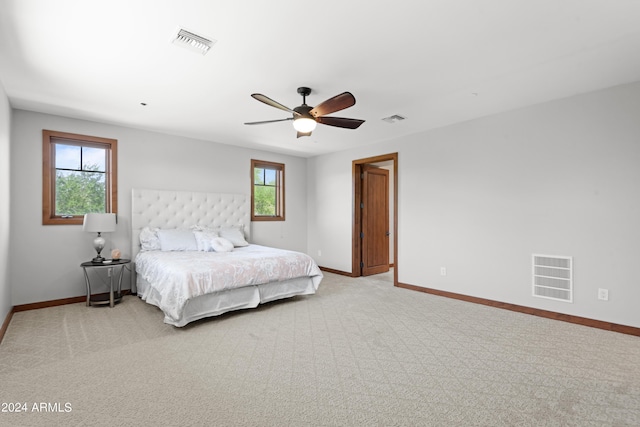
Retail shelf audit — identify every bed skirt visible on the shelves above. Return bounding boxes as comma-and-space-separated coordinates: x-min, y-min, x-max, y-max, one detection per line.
137, 275, 318, 327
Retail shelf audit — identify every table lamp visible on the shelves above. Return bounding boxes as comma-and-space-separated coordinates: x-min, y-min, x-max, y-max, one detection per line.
83, 213, 117, 262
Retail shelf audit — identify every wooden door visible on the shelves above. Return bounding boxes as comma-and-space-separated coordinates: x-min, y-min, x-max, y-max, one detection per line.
362, 165, 389, 276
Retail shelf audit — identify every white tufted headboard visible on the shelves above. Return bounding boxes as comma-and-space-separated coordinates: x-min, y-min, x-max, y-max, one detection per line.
131, 188, 251, 262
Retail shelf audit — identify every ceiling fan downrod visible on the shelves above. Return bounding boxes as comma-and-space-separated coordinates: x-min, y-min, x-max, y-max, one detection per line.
297, 87, 312, 105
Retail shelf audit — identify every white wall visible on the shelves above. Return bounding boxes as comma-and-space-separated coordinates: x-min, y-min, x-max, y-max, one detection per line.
0, 82, 11, 323
10, 110, 308, 305
308, 81, 640, 328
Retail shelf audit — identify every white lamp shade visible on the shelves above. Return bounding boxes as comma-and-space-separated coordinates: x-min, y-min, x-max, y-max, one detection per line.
83, 213, 117, 233
292, 117, 317, 133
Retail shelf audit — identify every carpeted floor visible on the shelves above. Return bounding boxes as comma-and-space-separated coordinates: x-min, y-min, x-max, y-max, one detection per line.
0, 271, 639, 426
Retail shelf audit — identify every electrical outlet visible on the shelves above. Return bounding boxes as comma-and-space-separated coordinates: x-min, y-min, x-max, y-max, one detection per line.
597, 288, 609, 301
317, 250, 322, 257
440, 267, 447, 276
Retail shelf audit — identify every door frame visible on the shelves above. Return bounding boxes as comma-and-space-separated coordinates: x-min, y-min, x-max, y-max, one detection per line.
352, 152, 398, 286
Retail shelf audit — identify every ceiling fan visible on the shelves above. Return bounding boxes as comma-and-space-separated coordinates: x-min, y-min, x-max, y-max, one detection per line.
244, 87, 365, 138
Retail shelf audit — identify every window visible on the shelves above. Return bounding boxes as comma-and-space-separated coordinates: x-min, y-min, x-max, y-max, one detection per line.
251, 159, 284, 221
42, 130, 118, 225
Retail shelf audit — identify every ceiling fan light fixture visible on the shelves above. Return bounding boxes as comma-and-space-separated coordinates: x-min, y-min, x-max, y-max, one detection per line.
293, 117, 317, 133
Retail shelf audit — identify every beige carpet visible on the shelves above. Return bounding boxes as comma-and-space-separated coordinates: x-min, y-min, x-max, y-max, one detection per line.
0, 271, 639, 426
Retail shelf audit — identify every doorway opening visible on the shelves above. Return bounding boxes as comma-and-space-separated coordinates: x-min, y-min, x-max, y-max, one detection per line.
352, 153, 398, 286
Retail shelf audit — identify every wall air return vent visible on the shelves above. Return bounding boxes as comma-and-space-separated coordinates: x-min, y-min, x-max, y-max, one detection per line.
532, 254, 573, 302
172, 28, 216, 55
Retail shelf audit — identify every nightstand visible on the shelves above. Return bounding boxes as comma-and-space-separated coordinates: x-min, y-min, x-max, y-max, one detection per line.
81, 259, 131, 307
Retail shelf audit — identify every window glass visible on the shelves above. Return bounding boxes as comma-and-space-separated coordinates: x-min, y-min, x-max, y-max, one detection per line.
264, 168, 276, 185
55, 144, 81, 170
53, 143, 108, 216
254, 185, 276, 216
82, 146, 106, 171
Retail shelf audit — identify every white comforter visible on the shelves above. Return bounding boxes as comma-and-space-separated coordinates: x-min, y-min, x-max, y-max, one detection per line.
135, 245, 323, 321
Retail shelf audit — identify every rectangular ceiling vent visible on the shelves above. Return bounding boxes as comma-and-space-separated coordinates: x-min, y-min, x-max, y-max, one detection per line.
532, 254, 573, 302
172, 28, 216, 55
382, 114, 406, 124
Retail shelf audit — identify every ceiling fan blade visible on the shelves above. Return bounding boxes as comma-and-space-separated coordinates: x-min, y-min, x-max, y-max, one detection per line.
251, 93, 299, 115
296, 131, 312, 138
309, 92, 356, 117
316, 116, 365, 129
244, 118, 293, 125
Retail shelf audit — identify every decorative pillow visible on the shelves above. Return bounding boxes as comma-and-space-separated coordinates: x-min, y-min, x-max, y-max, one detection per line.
193, 230, 219, 252
210, 237, 234, 253
219, 225, 249, 247
157, 229, 198, 251
139, 227, 161, 251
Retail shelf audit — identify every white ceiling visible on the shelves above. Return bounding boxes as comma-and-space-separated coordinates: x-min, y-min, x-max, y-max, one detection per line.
2, 0, 640, 158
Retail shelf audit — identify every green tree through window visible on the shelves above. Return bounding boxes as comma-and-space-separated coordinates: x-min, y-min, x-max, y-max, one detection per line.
55, 164, 106, 216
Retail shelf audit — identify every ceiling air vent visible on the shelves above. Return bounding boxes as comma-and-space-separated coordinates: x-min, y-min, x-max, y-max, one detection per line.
172, 28, 216, 55
382, 114, 406, 124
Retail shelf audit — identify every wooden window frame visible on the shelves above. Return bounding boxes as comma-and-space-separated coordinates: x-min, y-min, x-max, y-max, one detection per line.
251, 159, 285, 222
42, 130, 118, 225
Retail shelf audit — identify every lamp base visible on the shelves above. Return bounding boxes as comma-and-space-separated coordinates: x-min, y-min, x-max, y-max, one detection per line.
92, 233, 106, 263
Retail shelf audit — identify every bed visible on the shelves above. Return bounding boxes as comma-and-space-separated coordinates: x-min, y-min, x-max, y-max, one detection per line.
131, 188, 323, 327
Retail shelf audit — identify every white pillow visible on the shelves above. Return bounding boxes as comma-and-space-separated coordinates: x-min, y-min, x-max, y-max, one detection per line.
210, 237, 234, 252
139, 227, 161, 251
157, 229, 198, 251
193, 230, 219, 252
219, 225, 249, 247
